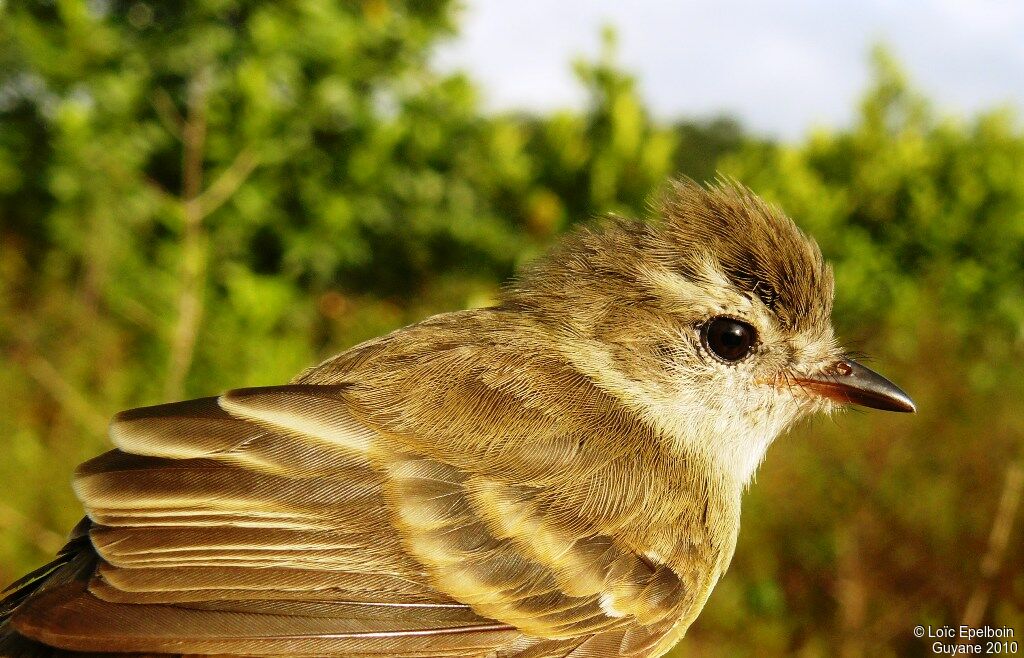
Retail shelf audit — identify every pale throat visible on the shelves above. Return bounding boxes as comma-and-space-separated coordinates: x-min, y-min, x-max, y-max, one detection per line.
650, 387, 804, 488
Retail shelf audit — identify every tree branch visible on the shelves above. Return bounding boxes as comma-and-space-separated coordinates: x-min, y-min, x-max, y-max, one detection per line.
151, 87, 184, 139
15, 349, 109, 436
195, 147, 259, 219
961, 459, 1024, 630
164, 70, 211, 401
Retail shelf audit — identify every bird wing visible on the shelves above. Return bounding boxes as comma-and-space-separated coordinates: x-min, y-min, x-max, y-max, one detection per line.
7, 389, 520, 656
7, 314, 695, 657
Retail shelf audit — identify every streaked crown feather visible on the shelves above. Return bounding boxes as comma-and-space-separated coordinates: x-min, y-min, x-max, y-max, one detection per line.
502, 179, 834, 335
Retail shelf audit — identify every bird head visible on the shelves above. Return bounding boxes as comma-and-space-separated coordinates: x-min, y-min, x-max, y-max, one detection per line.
503, 180, 914, 486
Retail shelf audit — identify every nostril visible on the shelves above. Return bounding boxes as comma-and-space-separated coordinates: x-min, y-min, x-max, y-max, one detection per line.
835, 361, 853, 376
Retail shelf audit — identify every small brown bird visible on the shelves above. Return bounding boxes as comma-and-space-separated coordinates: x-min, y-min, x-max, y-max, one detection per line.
0, 180, 914, 657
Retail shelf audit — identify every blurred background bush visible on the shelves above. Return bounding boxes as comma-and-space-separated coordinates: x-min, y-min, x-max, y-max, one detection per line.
0, 2, 1021, 656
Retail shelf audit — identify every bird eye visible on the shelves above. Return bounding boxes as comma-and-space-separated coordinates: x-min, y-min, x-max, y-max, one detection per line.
702, 317, 757, 363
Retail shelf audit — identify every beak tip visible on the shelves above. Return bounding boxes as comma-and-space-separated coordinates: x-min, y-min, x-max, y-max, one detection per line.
891, 394, 917, 414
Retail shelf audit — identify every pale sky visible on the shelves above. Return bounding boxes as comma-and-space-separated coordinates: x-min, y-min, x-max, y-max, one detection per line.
435, 0, 1024, 140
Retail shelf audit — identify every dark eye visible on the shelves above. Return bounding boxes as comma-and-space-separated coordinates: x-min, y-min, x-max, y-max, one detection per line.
702, 317, 757, 362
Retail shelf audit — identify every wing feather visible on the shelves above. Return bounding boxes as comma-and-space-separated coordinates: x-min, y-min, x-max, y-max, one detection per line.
8, 388, 520, 655
14, 580, 518, 657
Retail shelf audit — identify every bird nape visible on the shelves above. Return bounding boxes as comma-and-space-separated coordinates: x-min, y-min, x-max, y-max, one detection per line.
0, 180, 914, 658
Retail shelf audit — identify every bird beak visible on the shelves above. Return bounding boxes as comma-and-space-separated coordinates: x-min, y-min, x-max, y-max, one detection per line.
794, 358, 916, 413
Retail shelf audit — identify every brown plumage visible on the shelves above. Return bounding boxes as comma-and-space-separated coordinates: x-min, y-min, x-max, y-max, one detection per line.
0, 180, 914, 657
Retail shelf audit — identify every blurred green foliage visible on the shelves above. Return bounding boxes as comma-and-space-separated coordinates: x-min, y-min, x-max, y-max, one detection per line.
0, 3, 1021, 656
